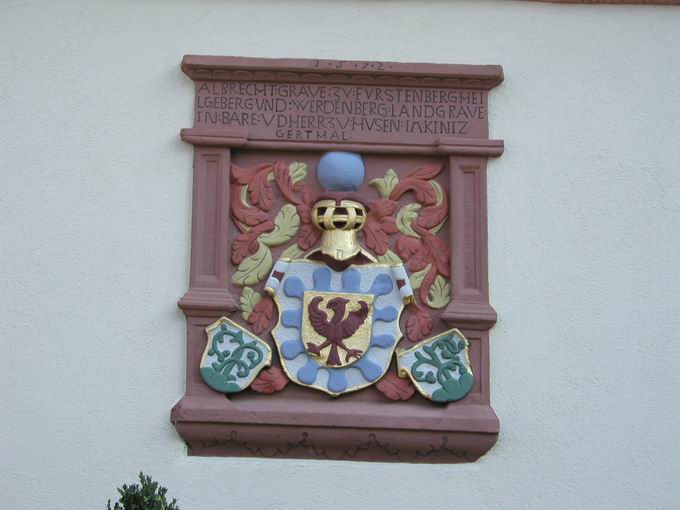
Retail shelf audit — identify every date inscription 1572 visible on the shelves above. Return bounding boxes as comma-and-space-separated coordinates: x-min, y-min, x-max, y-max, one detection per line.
194, 80, 489, 143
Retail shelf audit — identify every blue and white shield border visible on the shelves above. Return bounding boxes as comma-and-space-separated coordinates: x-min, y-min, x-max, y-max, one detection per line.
271, 259, 404, 396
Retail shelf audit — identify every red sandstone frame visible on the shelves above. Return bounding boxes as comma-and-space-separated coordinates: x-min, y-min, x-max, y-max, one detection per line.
171, 56, 504, 462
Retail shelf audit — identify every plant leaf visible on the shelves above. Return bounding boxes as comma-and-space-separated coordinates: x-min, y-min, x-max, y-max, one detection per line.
296, 221, 322, 250
409, 263, 432, 290
247, 294, 276, 334
427, 274, 451, 309
288, 162, 308, 184
408, 163, 443, 181
404, 304, 433, 342
416, 226, 451, 277
250, 366, 289, 394
241, 184, 249, 206
375, 371, 415, 401
396, 203, 422, 237
230, 185, 268, 227
274, 161, 301, 205
239, 288, 262, 322
369, 168, 399, 198
396, 235, 421, 260
279, 243, 305, 260
376, 250, 402, 265
363, 199, 399, 255
259, 204, 300, 247
430, 179, 444, 204
295, 188, 321, 249
232, 242, 273, 286
248, 168, 273, 211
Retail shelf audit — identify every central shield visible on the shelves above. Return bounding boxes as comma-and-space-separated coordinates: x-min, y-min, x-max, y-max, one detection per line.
271, 259, 404, 396
301, 291, 374, 367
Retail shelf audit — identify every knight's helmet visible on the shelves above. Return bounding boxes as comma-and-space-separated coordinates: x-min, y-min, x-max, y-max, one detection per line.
312, 152, 370, 262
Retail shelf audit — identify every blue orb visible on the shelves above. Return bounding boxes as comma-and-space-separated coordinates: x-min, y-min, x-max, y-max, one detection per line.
317, 152, 365, 192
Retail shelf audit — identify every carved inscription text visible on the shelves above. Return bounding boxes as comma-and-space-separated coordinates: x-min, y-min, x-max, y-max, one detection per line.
194, 81, 489, 143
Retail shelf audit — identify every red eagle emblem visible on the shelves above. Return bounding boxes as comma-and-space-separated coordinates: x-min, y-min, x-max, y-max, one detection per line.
306, 296, 370, 366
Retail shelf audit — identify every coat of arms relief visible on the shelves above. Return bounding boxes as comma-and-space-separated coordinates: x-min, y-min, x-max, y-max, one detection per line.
199, 151, 473, 402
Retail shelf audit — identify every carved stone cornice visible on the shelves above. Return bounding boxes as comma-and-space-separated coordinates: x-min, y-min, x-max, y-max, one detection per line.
180, 127, 505, 157
182, 55, 504, 90
178, 288, 238, 317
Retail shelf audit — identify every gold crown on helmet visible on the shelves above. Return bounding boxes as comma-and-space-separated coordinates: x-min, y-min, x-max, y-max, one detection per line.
311, 199, 366, 232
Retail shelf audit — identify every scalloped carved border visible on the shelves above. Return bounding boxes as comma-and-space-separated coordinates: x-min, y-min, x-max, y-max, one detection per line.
193, 432, 471, 462
173, 420, 499, 463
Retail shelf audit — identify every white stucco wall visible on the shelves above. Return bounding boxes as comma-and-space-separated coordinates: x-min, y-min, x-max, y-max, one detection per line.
2, 1, 679, 508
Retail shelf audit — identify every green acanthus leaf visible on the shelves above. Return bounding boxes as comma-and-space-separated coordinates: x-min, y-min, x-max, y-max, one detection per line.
288, 162, 308, 184
369, 169, 399, 199
259, 204, 300, 247
409, 263, 432, 290
239, 288, 262, 322
429, 180, 447, 235
430, 179, 444, 205
426, 274, 451, 309
279, 243, 305, 260
396, 203, 422, 238
376, 249, 402, 265
232, 242, 273, 286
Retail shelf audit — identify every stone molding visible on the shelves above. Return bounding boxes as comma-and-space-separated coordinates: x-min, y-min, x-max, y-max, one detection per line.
182, 55, 504, 90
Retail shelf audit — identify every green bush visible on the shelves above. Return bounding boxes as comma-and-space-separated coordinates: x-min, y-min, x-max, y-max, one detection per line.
107, 472, 179, 510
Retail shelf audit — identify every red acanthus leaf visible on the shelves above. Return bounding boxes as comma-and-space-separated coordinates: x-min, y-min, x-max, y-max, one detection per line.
396, 235, 422, 260
297, 223, 321, 250
248, 167, 273, 211
231, 221, 275, 265
412, 180, 439, 204
295, 187, 320, 250
250, 366, 289, 394
404, 303, 433, 342
296, 198, 312, 222
363, 219, 390, 255
375, 371, 416, 401
369, 198, 398, 217
406, 246, 430, 272
230, 162, 272, 185
301, 186, 315, 206
230, 185, 268, 228
232, 231, 259, 265
247, 293, 275, 334
390, 179, 438, 204
388, 164, 444, 203
363, 199, 398, 255
406, 163, 444, 181
416, 202, 449, 230
415, 224, 450, 277
380, 216, 399, 234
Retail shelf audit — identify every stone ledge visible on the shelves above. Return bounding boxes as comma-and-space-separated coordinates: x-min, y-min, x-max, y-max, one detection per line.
171, 394, 499, 463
